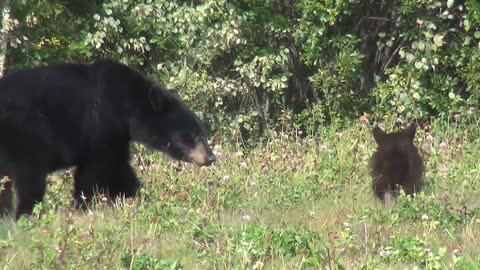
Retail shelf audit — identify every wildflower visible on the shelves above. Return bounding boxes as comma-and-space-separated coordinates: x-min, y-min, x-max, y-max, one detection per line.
80, 230, 92, 239
439, 142, 447, 149
440, 194, 448, 204
421, 214, 429, 220
126, 197, 135, 206
176, 191, 189, 201
240, 161, 248, 168
213, 145, 222, 151
426, 133, 433, 141
241, 214, 251, 222
162, 193, 171, 201
379, 249, 390, 257
212, 146, 223, 156
359, 113, 371, 124
451, 247, 461, 256
453, 114, 461, 121
52, 245, 61, 252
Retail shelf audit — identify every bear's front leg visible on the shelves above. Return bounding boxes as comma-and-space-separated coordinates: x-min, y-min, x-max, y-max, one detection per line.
73, 148, 141, 209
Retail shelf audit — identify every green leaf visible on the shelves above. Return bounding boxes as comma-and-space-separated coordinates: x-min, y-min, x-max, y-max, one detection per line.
433, 34, 444, 47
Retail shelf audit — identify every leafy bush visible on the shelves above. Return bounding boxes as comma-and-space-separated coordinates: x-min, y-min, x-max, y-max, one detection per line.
3, 0, 480, 139
372, 0, 480, 121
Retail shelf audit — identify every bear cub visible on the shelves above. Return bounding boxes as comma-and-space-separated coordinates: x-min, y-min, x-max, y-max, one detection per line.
369, 123, 425, 202
0, 60, 216, 219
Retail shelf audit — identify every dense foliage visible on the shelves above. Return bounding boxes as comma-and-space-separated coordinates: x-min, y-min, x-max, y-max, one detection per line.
1, 2, 480, 268
2, 0, 480, 139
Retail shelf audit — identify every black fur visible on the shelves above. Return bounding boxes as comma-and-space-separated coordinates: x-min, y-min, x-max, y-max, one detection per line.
0, 60, 215, 219
369, 124, 425, 201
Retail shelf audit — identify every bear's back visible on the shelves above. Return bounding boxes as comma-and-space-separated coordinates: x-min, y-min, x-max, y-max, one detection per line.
0, 62, 134, 169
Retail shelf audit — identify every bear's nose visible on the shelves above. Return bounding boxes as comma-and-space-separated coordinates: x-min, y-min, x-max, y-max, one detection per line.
205, 153, 216, 166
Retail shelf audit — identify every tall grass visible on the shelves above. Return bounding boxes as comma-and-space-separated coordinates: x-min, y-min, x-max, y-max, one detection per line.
0, 120, 479, 269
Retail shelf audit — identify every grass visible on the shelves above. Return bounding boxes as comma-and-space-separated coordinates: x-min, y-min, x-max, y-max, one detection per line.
0, 120, 479, 269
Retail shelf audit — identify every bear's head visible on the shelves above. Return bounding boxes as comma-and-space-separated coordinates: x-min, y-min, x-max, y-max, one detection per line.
372, 123, 418, 159
130, 86, 216, 167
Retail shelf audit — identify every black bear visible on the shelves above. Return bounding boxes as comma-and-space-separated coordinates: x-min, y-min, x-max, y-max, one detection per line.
0, 60, 216, 219
369, 123, 425, 202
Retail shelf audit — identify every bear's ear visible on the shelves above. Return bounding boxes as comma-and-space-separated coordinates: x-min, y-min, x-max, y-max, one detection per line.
169, 90, 181, 99
148, 87, 176, 113
373, 126, 386, 144
404, 123, 417, 140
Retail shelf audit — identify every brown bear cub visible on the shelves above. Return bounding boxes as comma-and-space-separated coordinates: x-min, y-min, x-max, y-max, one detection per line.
369, 123, 425, 202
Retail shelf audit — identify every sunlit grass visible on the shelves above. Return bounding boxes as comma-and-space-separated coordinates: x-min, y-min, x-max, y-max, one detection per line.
0, 120, 479, 269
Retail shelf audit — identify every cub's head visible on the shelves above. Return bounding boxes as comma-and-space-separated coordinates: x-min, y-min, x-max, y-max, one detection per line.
131, 87, 216, 167
371, 123, 421, 177
372, 123, 418, 157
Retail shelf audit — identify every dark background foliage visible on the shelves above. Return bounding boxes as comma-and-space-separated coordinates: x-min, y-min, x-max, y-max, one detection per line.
2, 0, 479, 141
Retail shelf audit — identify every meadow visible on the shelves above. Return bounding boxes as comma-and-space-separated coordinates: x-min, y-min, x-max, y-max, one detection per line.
0, 120, 478, 270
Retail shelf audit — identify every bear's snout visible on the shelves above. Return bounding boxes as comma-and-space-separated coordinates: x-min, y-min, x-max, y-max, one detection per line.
189, 140, 216, 166
205, 153, 217, 165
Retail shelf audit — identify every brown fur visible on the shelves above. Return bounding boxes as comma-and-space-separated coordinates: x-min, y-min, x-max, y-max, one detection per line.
369, 123, 425, 201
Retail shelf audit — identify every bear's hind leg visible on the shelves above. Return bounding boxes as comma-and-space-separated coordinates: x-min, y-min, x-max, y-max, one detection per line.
14, 170, 47, 219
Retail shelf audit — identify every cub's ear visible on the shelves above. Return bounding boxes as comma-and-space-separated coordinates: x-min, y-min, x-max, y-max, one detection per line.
373, 126, 386, 144
148, 87, 177, 112
404, 123, 417, 140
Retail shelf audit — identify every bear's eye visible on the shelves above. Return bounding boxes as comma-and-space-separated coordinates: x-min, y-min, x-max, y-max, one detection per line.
189, 134, 199, 143
178, 133, 193, 142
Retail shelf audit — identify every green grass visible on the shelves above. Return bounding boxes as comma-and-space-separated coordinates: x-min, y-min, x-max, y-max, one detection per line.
0, 121, 479, 269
